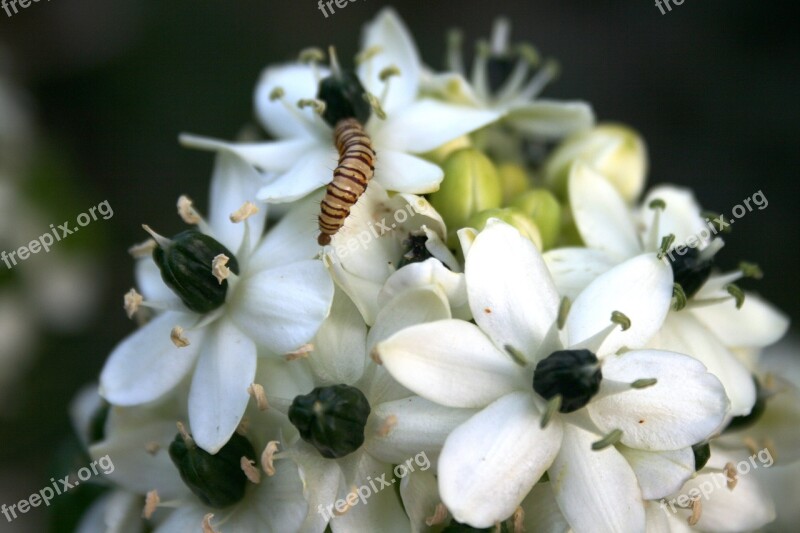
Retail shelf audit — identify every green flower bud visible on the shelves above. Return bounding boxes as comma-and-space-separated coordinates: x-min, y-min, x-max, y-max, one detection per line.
429, 148, 503, 239
467, 207, 543, 250
168, 429, 257, 509
150, 229, 239, 314
497, 163, 531, 205
511, 189, 562, 249
544, 123, 647, 202
288, 384, 371, 459
421, 135, 473, 165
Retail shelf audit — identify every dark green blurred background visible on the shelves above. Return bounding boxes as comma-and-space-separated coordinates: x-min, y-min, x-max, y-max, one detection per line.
1, 0, 798, 530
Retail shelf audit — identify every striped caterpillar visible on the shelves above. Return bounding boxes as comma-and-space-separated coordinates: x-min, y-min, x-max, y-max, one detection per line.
315, 50, 374, 246
318, 118, 375, 245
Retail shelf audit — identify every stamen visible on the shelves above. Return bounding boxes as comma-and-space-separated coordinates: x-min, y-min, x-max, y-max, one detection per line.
471, 40, 491, 100
611, 311, 631, 331
513, 506, 525, 533
672, 283, 687, 311
517, 58, 560, 101
230, 201, 259, 223
176, 421, 194, 448
143, 490, 160, 519
540, 394, 561, 429
703, 211, 732, 234
128, 238, 156, 258
328, 46, 342, 77
490, 18, 511, 55
363, 92, 387, 119
591, 429, 623, 450
141, 225, 172, 249
557, 296, 571, 330
446, 29, 465, 74
177, 195, 202, 225
261, 441, 279, 476
504, 344, 528, 366
212, 254, 231, 284
687, 497, 702, 526
743, 436, 759, 456
298, 47, 325, 64
764, 438, 777, 462
285, 343, 314, 361
297, 98, 327, 116
739, 261, 763, 279
240, 456, 261, 484
724, 462, 737, 489
647, 198, 666, 252
170, 326, 191, 348
145, 441, 160, 455
247, 383, 269, 411
726, 284, 745, 309
379, 65, 401, 81
370, 347, 383, 365
202, 514, 219, 533
657, 233, 676, 260
269, 87, 285, 101
425, 502, 448, 526
124, 288, 143, 319
354, 45, 382, 66
376, 414, 398, 437
630, 378, 658, 389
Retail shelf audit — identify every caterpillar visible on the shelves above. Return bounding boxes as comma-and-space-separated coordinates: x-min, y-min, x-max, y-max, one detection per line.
317, 119, 375, 245
315, 50, 374, 246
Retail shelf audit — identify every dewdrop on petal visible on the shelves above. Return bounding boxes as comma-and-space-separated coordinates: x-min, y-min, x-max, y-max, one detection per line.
428, 148, 502, 243
467, 207, 543, 250
544, 123, 647, 202
511, 189, 562, 249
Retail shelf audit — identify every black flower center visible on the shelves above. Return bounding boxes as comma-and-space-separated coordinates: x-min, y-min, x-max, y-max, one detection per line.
667, 245, 714, 298
317, 70, 371, 128
532, 349, 602, 413
288, 384, 371, 459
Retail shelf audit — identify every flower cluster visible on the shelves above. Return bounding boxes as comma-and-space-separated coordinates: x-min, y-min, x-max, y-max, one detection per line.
74, 8, 796, 533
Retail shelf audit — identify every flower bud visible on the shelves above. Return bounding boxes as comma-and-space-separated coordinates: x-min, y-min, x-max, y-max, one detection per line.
151, 230, 239, 314
429, 148, 502, 237
288, 384, 371, 459
544, 123, 647, 202
169, 430, 257, 509
421, 135, 473, 165
467, 207, 543, 250
511, 189, 561, 250
497, 163, 530, 205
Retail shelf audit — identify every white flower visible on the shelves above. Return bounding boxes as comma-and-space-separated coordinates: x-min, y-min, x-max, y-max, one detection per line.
376, 220, 729, 529
99, 152, 334, 453
423, 18, 594, 139
545, 162, 788, 416
180, 8, 501, 204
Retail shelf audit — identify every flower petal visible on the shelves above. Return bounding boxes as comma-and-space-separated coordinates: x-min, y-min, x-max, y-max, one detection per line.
208, 151, 268, 253
618, 445, 695, 500
690, 293, 790, 349
519, 483, 572, 533
231, 259, 334, 356
567, 253, 673, 355
373, 99, 500, 153
648, 313, 756, 416
365, 396, 476, 466
99, 312, 201, 405
188, 320, 257, 453
467, 220, 560, 362
179, 134, 314, 172
358, 7, 421, 113
369, 283, 451, 351
505, 100, 594, 139
399, 470, 442, 533
309, 289, 367, 386
543, 247, 617, 300
549, 423, 645, 533
589, 349, 729, 450
377, 319, 526, 408
254, 63, 330, 139
256, 146, 338, 203
641, 185, 710, 250
569, 161, 641, 259
438, 392, 562, 528
135, 257, 179, 304
374, 150, 443, 195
